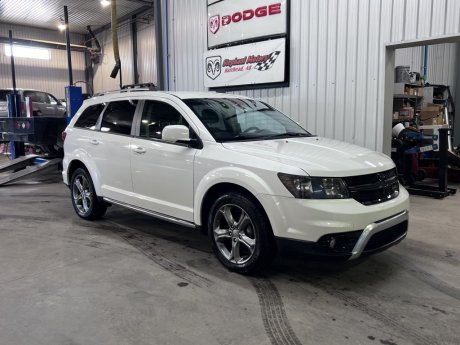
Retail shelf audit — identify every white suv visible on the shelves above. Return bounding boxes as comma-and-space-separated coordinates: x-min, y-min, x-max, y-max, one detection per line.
62, 89, 409, 273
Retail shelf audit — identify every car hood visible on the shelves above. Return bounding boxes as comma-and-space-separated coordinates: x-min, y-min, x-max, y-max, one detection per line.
222, 137, 395, 177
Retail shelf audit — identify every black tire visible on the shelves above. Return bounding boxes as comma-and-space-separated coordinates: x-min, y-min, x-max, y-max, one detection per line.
70, 168, 107, 220
208, 192, 275, 274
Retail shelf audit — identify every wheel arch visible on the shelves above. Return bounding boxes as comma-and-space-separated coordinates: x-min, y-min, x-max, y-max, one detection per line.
198, 182, 273, 236
67, 158, 102, 196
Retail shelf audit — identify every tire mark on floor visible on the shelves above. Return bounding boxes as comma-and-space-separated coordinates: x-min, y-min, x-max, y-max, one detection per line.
249, 277, 303, 345
291, 273, 435, 345
388, 253, 460, 301
105, 220, 213, 288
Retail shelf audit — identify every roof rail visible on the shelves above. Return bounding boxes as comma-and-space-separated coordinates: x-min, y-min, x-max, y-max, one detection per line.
93, 83, 159, 97
121, 83, 158, 91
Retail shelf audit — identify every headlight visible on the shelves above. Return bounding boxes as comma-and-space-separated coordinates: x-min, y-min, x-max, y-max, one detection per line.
278, 173, 349, 199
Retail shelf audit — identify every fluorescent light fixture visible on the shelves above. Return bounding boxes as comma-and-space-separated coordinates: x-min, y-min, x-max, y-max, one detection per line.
4, 44, 50, 60
100, 0, 111, 7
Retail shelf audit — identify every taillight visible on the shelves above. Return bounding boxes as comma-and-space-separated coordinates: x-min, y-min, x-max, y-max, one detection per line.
61, 131, 67, 142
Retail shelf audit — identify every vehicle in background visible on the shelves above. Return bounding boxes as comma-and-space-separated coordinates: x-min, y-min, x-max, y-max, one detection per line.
0, 88, 66, 118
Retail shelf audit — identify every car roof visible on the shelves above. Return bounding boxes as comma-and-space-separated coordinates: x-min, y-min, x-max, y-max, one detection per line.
91, 90, 249, 101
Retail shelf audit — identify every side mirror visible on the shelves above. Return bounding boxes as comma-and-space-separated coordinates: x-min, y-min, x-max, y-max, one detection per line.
162, 125, 190, 143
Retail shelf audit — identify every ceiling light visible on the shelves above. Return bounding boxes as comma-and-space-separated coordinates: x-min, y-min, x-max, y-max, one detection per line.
57, 19, 66, 31
100, 0, 111, 7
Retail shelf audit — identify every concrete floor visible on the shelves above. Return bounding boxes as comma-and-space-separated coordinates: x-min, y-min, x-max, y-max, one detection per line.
0, 169, 459, 345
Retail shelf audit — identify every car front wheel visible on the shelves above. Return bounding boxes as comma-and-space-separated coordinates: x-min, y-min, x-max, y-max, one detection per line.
208, 192, 274, 273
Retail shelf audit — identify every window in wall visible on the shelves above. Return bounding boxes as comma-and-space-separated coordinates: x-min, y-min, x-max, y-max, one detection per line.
4, 44, 50, 60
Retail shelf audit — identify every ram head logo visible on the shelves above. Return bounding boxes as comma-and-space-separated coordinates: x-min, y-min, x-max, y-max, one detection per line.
209, 15, 220, 34
206, 56, 222, 80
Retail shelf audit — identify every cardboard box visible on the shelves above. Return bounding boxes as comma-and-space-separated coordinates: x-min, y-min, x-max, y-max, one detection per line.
420, 103, 443, 122
399, 107, 414, 119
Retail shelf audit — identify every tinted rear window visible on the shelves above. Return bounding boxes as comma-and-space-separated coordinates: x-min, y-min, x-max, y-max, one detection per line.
100, 100, 137, 135
74, 104, 105, 130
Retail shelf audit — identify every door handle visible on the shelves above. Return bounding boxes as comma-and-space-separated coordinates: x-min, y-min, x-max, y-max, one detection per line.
90, 139, 99, 145
133, 146, 146, 154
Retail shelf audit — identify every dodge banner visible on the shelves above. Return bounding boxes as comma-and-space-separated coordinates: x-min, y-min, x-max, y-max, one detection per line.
204, 38, 286, 88
207, 0, 288, 49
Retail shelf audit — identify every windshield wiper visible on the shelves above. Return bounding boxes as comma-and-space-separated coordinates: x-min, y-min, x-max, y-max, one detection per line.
220, 132, 311, 142
221, 134, 260, 142
258, 132, 311, 139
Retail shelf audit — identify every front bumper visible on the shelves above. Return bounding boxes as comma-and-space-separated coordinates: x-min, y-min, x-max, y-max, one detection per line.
258, 185, 410, 242
275, 210, 409, 260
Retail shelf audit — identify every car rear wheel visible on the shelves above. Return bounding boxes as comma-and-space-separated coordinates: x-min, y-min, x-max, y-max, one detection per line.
70, 168, 107, 220
208, 192, 274, 273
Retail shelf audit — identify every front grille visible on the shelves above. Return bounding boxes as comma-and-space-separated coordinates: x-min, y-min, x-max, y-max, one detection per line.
343, 168, 400, 205
364, 220, 408, 252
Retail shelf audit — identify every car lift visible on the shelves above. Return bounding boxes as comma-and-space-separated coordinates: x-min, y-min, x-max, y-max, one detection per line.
0, 155, 61, 186
1, 24, 82, 187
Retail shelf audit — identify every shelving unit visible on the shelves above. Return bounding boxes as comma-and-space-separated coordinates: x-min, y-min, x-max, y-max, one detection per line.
391, 81, 459, 197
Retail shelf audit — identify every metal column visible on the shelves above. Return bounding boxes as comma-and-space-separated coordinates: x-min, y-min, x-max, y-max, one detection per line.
64, 5, 73, 86
7, 30, 25, 158
154, 0, 165, 90
132, 15, 139, 84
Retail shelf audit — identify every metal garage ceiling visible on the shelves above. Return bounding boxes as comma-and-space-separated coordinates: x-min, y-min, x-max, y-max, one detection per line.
0, 0, 152, 33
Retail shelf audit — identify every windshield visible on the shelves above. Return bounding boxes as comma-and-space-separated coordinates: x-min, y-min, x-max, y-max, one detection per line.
183, 98, 311, 142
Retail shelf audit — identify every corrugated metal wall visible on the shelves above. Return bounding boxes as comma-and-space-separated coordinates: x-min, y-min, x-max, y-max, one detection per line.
137, 10, 157, 84
93, 20, 134, 93
395, 43, 458, 91
0, 23, 86, 98
164, 0, 460, 151
92, 11, 158, 93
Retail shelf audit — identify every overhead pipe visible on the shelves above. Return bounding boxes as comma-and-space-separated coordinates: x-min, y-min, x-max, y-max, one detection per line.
86, 25, 101, 53
0, 37, 90, 52
110, 0, 122, 88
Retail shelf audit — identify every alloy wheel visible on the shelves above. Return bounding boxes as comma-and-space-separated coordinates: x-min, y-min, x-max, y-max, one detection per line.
72, 174, 93, 215
213, 204, 256, 265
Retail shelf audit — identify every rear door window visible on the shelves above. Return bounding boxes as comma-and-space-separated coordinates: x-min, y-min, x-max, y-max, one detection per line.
100, 100, 138, 135
74, 104, 105, 130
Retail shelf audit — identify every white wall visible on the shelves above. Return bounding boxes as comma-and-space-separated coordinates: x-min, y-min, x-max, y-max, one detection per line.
162, 0, 460, 152
0, 23, 86, 99
137, 10, 157, 84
